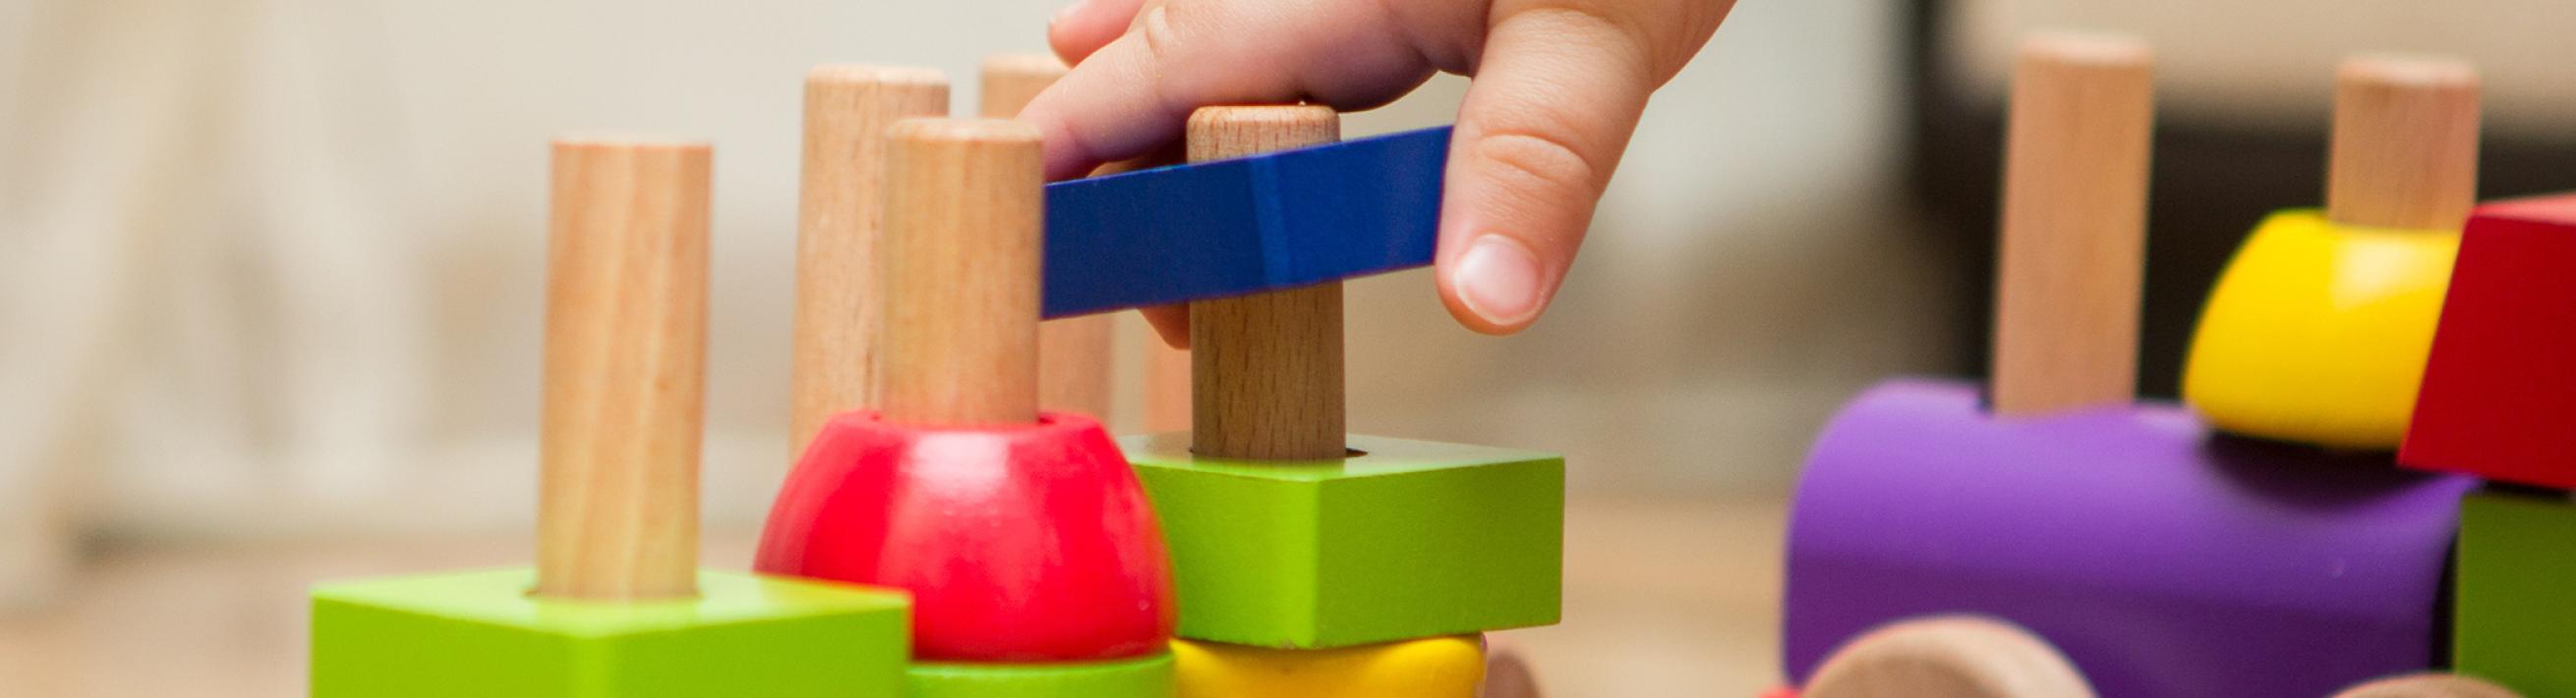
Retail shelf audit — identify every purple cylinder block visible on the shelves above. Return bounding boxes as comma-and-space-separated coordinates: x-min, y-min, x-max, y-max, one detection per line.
1784, 378, 2474, 698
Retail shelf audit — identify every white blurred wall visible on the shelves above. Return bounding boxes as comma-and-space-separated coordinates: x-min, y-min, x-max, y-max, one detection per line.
0, 0, 1928, 577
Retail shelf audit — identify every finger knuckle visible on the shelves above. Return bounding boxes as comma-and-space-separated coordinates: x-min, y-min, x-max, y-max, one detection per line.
1471, 129, 1603, 201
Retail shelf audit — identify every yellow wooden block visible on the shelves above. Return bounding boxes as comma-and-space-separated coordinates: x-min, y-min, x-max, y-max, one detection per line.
1170, 634, 1484, 698
2181, 210, 2459, 449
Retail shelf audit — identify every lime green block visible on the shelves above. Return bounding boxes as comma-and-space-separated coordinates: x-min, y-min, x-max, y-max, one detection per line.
1122, 433, 1562, 649
909, 652, 1174, 697
311, 567, 909, 697
2456, 490, 2576, 695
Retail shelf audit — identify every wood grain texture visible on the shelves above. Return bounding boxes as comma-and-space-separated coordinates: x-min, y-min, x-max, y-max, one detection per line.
535, 138, 711, 601
2328, 56, 2480, 230
979, 53, 1115, 421
879, 118, 1046, 427
1988, 33, 2154, 418
2330, 672, 2521, 698
1802, 615, 2096, 698
1187, 106, 1346, 459
790, 66, 948, 458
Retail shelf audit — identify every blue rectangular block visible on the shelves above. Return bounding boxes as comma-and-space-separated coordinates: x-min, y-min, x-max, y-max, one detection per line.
1040, 126, 1447, 318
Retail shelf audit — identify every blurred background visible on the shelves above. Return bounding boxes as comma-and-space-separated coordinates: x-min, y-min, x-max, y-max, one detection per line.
3, 0, 2573, 695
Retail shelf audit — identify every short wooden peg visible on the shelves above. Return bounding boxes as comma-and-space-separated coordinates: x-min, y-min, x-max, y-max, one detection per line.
1188, 105, 1347, 460
878, 118, 1047, 427
2327, 56, 2480, 231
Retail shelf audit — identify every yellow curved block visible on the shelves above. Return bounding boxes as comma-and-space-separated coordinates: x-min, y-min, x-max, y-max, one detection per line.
2181, 210, 2460, 449
1171, 634, 1485, 698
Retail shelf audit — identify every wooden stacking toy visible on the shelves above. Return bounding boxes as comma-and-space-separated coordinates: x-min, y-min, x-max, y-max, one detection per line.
756, 115, 1179, 695
310, 139, 910, 697
2179, 56, 2481, 449
1782, 34, 2478, 698
1098, 105, 1557, 698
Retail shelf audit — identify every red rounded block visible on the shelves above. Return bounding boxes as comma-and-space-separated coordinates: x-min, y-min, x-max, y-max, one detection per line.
756, 411, 1176, 662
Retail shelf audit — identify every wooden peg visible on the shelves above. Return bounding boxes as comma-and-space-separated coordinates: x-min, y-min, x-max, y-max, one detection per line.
1802, 615, 2097, 698
2327, 56, 2480, 230
535, 137, 712, 601
1187, 105, 1346, 460
1988, 33, 2155, 417
790, 66, 949, 457
878, 118, 1046, 427
979, 53, 1067, 119
978, 53, 1116, 422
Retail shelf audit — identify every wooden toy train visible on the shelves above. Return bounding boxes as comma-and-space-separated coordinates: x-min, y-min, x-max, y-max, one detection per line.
1781, 33, 2574, 698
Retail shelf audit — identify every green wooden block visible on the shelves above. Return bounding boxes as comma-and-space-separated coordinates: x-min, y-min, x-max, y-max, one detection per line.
2456, 489, 2576, 695
1121, 433, 1562, 649
909, 652, 1174, 697
311, 567, 909, 697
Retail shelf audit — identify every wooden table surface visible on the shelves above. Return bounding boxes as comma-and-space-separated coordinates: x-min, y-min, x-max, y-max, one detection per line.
0, 496, 1786, 697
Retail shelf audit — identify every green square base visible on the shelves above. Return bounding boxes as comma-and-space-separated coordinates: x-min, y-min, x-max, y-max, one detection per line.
311, 567, 909, 697
1122, 433, 1563, 648
909, 652, 1174, 698
2456, 489, 2576, 695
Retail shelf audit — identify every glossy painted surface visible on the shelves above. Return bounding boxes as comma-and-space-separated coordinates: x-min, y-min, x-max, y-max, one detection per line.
1785, 379, 2473, 698
2453, 490, 2576, 696
1170, 635, 1485, 698
907, 652, 1175, 698
757, 411, 1175, 662
2181, 209, 2459, 449
309, 567, 909, 697
1122, 434, 1562, 649
1041, 127, 1445, 318
2403, 195, 2576, 489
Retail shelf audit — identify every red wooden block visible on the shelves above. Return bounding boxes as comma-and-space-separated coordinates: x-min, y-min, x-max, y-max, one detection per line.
755, 411, 1177, 662
2403, 194, 2576, 489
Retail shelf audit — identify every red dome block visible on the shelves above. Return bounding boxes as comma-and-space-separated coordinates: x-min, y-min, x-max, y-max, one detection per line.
2404, 194, 2576, 489
756, 411, 1176, 662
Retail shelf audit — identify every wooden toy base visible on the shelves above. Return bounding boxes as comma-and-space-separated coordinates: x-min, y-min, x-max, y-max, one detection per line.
1122, 433, 1562, 649
1171, 634, 1485, 698
309, 567, 908, 697
908, 652, 1175, 698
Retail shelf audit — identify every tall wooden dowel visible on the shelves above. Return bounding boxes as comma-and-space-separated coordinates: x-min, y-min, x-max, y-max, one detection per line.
879, 118, 1046, 426
1988, 33, 2155, 417
790, 66, 949, 458
2326, 55, 2480, 230
980, 53, 1116, 421
1189, 106, 1346, 459
536, 138, 711, 601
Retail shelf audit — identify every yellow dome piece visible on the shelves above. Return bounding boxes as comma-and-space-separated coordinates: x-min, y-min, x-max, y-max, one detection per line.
2181, 209, 2460, 449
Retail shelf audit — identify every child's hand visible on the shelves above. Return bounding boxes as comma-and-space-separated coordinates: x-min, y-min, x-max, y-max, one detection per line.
1020, 0, 1734, 339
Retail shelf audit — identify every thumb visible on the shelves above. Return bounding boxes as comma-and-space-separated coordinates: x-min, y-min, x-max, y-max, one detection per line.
1435, 10, 1660, 334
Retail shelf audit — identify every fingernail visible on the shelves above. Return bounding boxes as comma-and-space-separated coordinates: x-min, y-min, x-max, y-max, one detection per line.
1051, 0, 1088, 28
1454, 235, 1546, 326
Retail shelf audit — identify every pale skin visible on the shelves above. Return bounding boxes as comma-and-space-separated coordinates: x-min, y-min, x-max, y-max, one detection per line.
1021, 0, 1738, 341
